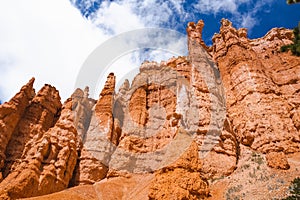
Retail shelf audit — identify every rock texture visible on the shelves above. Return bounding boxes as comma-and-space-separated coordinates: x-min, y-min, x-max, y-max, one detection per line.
3, 84, 62, 178
0, 87, 79, 199
212, 19, 300, 155
25, 174, 154, 200
71, 75, 115, 185
0, 78, 35, 179
149, 141, 209, 200
183, 22, 238, 183
188, 18, 300, 153
0, 19, 299, 200
266, 151, 290, 170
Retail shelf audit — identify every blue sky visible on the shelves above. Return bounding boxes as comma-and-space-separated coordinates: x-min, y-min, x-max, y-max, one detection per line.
0, 0, 299, 103
71, 0, 300, 44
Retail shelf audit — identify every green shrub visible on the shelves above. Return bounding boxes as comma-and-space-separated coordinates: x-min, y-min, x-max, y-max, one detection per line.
282, 177, 300, 200
281, 23, 300, 56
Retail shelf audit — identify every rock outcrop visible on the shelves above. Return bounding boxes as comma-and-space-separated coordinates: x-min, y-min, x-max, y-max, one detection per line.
0, 19, 299, 199
149, 141, 209, 200
0, 78, 35, 179
213, 19, 299, 155
266, 151, 290, 170
71, 74, 115, 185
0, 88, 78, 199
188, 18, 300, 160
3, 84, 62, 178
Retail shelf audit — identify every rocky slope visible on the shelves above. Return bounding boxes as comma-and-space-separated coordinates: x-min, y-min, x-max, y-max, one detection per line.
0, 19, 299, 199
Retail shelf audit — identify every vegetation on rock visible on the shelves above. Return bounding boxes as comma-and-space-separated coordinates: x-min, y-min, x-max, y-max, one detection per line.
283, 177, 300, 199
287, 0, 300, 4
281, 23, 300, 56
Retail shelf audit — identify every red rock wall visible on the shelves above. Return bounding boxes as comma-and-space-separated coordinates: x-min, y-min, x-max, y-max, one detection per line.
214, 19, 300, 154
0, 19, 299, 199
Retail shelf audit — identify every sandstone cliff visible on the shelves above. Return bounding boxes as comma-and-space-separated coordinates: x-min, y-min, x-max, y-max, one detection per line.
0, 19, 299, 200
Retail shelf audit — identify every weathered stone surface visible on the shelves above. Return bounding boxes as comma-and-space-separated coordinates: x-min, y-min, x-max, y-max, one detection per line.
0, 91, 76, 199
71, 87, 95, 139
0, 78, 35, 178
117, 62, 178, 154
68, 87, 103, 186
25, 174, 154, 200
196, 19, 300, 154
85, 73, 116, 151
149, 142, 209, 200
74, 74, 115, 185
201, 119, 238, 179
3, 84, 62, 178
73, 148, 108, 185
0, 18, 299, 200
187, 20, 212, 53
266, 151, 290, 170
187, 24, 238, 179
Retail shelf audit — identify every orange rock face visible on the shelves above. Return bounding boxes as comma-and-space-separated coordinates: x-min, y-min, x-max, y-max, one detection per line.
211, 19, 300, 155
0, 78, 35, 179
266, 151, 290, 170
3, 84, 62, 178
0, 84, 80, 199
149, 141, 209, 200
0, 19, 299, 200
71, 75, 115, 185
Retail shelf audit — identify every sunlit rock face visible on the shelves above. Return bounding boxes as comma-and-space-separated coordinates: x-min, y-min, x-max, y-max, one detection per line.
0, 19, 299, 199
211, 19, 300, 154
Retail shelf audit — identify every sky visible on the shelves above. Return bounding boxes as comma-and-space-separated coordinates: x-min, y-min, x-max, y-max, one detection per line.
0, 0, 299, 103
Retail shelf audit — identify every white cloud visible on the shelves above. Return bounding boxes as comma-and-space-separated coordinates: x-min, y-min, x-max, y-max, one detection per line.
91, 0, 187, 30
194, 0, 240, 14
193, 0, 274, 31
91, 1, 144, 34
169, 0, 185, 14
0, 0, 108, 102
241, 13, 257, 31
89, 0, 274, 39
194, 0, 250, 15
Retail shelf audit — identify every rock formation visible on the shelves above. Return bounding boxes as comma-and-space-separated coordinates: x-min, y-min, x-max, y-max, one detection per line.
70, 74, 114, 185
3, 84, 62, 178
149, 141, 209, 200
0, 19, 299, 199
0, 78, 35, 180
212, 19, 299, 154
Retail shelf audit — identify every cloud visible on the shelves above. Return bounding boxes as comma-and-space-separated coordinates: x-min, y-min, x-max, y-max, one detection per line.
193, 0, 244, 14
241, 14, 257, 31
0, 0, 106, 101
84, 0, 275, 38
193, 0, 274, 31
91, 1, 144, 34
89, 0, 189, 32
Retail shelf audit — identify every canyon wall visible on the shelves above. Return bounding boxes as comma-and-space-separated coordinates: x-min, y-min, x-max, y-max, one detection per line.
0, 19, 299, 199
